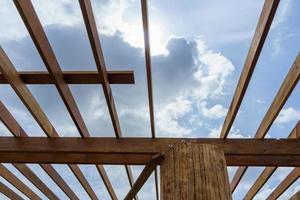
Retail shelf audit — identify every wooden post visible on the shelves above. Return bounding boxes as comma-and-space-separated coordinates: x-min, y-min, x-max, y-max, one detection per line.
160, 142, 232, 200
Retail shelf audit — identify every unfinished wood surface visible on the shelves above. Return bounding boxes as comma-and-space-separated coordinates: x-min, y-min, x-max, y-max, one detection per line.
13, 164, 59, 200
160, 143, 231, 200
0, 47, 98, 199
141, 0, 155, 139
0, 182, 23, 200
290, 191, 300, 200
0, 71, 135, 84
0, 164, 41, 200
0, 47, 58, 137
79, 0, 121, 137
96, 165, 118, 200
267, 168, 300, 200
125, 154, 163, 200
14, 0, 89, 138
0, 101, 79, 200
230, 53, 300, 192
0, 137, 299, 166
220, 0, 280, 138
244, 121, 300, 200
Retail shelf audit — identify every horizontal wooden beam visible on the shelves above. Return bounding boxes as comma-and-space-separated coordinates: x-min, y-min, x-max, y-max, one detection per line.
0, 71, 134, 84
0, 137, 299, 166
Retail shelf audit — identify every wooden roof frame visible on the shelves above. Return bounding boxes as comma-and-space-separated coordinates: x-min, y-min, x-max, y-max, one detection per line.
0, 0, 299, 199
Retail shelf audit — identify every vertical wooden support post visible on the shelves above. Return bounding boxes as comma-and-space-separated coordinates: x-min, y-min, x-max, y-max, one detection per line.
160, 143, 232, 200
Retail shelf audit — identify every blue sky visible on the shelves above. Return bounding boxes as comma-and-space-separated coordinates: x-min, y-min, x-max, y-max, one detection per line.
0, 0, 299, 199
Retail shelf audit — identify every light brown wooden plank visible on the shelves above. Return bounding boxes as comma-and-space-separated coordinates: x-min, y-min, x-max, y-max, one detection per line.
230, 53, 300, 192
0, 48, 58, 138
289, 191, 300, 200
141, 0, 155, 139
244, 121, 300, 200
14, 0, 89, 138
0, 137, 299, 166
13, 164, 59, 200
125, 154, 163, 200
0, 182, 23, 200
0, 71, 135, 84
267, 168, 300, 200
79, 0, 122, 137
0, 101, 79, 200
96, 165, 117, 200
69, 164, 98, 200
220, 0, 280, 138
0, 47, 97, 199
0, 164, 41, 200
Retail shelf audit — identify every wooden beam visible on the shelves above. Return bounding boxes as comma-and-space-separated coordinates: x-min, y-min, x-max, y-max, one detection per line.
14, 0, 89, 138
0, 164, 41, 199
79, 1, 136, 198
267, 168, 300, 200
0, 71, 135, 84
13, 164, 59, 200
125, 154, 163, 200
141, 0, 155, 139
0, 47, 98, 199
96, 165, 118, 200
160, 143, 231, 199
0, 101, 79, 200
79, 0, 122, 137
220, 0, 280, 138
289, 191, 300, 200
230, 53, 300, 192
243, 121, 300, 200
0, 182, 23, 200
141, 1, 158, 197
0, 47, 58, 138
0, 137, 299, 166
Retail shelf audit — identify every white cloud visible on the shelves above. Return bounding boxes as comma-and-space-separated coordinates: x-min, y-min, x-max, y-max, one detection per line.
157, 98, 192, 137
275, 107, 300, 124
208, 125, 250, 138
199, 101, 227, 119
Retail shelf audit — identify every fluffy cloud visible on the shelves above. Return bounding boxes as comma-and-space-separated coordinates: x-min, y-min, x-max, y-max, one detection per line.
199, 102, 227, 119
275, 107, 300, 124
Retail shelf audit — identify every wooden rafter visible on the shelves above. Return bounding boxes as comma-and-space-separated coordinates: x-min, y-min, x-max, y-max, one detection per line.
0, 164, 41, 199
0, 71, 134, 84
289, 191, 300, 200
243, 121, 300, 200
0, 182, 23, 200
125, 154, 164, 200
266, 168, 300, 200
12, 1, 118, 199
230, 53, 300, 192
0, 101, 79, 200
220, 0, 280, 138
140, 1, 159, 198
0, 47, 97, 199
79, 1, 138, 199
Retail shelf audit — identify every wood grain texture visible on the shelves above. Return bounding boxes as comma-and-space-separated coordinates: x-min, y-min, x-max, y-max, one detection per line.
0, 48, 58, 138
0, 182, 23, 200
160, 143, 231, 200
0, 46, 97, 199
220, 0, 280, 138
79, 0, 121, 137
0, 71, 135, 84
230, 53, 300, 192
141, 0, 155, 139
0, 164, 41, 200
14, 0, 89, 138
289, 191, 300, 200
244, 121, 300, 200
0, 101, 79, 200
267, 168, 300, 200
125, 154, 163, 200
